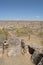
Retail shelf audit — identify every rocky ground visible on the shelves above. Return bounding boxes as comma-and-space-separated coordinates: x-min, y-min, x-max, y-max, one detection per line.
0, 35, 43, 65
0, 27, 43, 65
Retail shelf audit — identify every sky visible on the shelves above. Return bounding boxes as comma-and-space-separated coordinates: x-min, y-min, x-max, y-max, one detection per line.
0, 0, 43, 20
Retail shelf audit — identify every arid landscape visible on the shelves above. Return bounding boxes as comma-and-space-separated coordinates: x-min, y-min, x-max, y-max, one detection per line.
0, 20, 43, 65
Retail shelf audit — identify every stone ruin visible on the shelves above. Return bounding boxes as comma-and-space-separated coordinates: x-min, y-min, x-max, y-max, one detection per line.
0, 38, 43, 65
28, 45, 43, 65
0, 37, 21, 57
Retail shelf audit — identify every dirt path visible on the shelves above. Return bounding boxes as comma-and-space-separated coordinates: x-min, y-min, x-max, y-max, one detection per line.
0, 53, 34, 65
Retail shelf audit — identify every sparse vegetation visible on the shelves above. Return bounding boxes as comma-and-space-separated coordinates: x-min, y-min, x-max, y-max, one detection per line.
40, 40, 43, 45
15, 28, 33, 37
0, 21, 43, 65
38, 31, 43, 38
0, 28, 9, 41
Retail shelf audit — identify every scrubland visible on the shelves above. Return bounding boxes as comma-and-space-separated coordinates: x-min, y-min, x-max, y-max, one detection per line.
0, 21, 43, 65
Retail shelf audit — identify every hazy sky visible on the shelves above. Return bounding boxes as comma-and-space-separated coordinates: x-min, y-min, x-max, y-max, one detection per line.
0, 0, 43, 20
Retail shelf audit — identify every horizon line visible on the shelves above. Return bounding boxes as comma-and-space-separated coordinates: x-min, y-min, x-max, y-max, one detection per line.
0, 20, 43, 21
